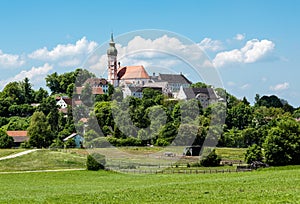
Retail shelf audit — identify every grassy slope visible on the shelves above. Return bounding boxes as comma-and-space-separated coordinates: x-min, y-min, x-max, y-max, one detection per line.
0, 147, 247, 172
0, 150, 86, 171
0, 149, 25, 158
216, 148, 246, 161
0, 166, 299, 203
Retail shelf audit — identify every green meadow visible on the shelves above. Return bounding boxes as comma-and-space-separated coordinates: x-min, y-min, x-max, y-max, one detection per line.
0, 166, 299, 203
0, 148, 299, 203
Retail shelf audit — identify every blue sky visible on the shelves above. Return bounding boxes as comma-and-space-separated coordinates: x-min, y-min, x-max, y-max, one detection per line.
0, 0, 299, 106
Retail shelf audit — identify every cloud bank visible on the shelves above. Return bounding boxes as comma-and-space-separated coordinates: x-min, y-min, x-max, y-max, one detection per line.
213, 39, 275, 67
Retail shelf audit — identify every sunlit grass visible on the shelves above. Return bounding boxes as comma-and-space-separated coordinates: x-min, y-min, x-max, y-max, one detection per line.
0, 166, 299, 203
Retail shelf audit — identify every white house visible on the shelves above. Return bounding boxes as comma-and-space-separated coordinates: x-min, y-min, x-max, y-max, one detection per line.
177, 86, 221, 108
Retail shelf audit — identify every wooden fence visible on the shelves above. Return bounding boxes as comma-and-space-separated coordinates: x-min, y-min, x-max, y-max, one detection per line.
106, 168, 253, 174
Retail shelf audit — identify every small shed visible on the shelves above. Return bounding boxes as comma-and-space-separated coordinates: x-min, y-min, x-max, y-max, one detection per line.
6, 131, 29, 147
183, 146, 201, 156
63, 133, 84, 148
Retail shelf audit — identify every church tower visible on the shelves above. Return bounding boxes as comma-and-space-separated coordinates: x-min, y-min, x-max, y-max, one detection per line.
107, 33, 118, 87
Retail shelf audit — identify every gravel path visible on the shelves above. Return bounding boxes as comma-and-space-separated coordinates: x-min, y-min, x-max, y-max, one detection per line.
0, 149, 38, 161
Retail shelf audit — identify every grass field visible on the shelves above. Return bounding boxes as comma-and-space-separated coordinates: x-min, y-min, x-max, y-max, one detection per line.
0, 149, 25, 158
0, 149, 86, 172
0, 166, 299, 203
0, 147, 247, 172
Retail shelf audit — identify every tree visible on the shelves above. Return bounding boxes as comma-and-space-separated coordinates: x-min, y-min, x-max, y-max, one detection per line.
158, 122, 178, 144
21, 77, 34, 104
263, 117, 300, 165
28, 111, 53, 148
245, 144, 263, 164
226, 102, 253, 130
46, 72, 60, 94
37, 97, 58, 116
47, 109, 60, 134
257, 95, 283, 108
2, 81, 24, 104
0, 129, 14, 148
74, 68, 96, 86
5, 117, 30, 131
190, 82, 209, 88
200, 149, 221, 167
46, 69, 95, 95
34, 88, 49, 103
175, 124, 198, 146
81, 83, 94, 107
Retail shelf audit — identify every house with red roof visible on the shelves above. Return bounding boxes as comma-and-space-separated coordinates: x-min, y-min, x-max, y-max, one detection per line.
6, 131, 29, 147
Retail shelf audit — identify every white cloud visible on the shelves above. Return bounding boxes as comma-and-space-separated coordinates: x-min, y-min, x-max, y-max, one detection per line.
270, 82, 289, 91
213, 39, 275, 67
28, 37, 98, 67
234, 33, 245, 41
198, 38, 223, 52
87, 35, 209, 73
0, 63, 53, 89
58, 58, 81, 67
0, 50, 25, 68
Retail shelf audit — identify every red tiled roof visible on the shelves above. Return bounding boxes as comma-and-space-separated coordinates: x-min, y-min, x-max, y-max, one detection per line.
7, 131, 28, 137
76, 87, 104, 95
117, 66, 150, 79
7, 131, 29, 143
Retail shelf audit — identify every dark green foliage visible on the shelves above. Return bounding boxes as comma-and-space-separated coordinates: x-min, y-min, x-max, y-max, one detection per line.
200, 149, 221, 167
4, 117, 30, 131
0, 129, 14, 148
81, 83, 94, 107
86, 153, 106, 171
64, 138, 76, 148
158, 123, 178, 144
0, 117, 9, 128
1, 82, 25, 104
8, 104, 35, 117
263, 117, 300, 166
37, 97, 58, 116
106, 136, 142, 147
21, 77, 34, 104
28, 111, 54, 148
256, 95, 283, 108
85, 137, 111, 148
34, 88, 49, 103
190, 82, 209, 88
245, 144, 263, 164
226, 102, 253, 130
46, 69, 95, 95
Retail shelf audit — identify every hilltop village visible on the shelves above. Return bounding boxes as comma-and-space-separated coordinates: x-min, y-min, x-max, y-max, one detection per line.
72, 34, 223, 108
0, 35, 299, 166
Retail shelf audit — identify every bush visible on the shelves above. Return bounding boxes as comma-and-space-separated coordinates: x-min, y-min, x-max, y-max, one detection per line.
85, 137, 111, 148
86, 153, 106, 171
245, 144, 263, 164
106, 137, 142, 147
0, 129, 14, 148
155, 138, 169, 146
20, 141, 32, 149
200, 149, 221, 167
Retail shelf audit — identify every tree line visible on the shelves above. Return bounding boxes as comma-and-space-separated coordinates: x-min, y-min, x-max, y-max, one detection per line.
0, 68, 299, 166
